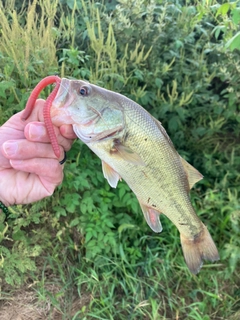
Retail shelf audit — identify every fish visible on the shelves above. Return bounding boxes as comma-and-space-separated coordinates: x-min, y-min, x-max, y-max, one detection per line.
50, 78, 219, 274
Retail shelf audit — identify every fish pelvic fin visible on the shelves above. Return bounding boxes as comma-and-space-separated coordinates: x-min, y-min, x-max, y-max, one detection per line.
102, 161, 121, 188
180, 157, 203, 189
180, 224, 219, 274
140, 203, 162, 233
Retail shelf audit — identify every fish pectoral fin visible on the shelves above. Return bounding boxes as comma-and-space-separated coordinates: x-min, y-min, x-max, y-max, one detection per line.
102, 161, 121, 188
140, 203, 162, 233
180, 157, 203, 189
111, 142, 145, 166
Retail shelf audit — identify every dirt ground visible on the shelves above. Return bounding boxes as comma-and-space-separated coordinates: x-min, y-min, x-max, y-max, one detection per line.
0, 289, 52, 320
0, 285, 90, 320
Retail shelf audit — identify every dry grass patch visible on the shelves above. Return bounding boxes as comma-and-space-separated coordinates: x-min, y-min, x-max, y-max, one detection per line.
0, 284, 91, 320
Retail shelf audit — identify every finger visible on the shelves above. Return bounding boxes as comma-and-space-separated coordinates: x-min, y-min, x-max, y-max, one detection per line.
2, 139, 65, 161
10, 158, 64, 185
24, 122, 73, 152
0, 147, 11, 169
0, 100, 46, 167
22, 98, 46, 123
60, 124, 77, 139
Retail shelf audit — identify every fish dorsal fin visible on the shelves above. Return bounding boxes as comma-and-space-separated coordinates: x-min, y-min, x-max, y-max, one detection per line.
139, 203, 162, 233
180, 157, 203, 189
102, 161, 121, 188
111, 140, 145, 166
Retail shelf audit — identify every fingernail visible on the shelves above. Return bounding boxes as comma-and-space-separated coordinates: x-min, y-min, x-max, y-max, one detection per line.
29, 123, 46, 139
3, 141, 18, 157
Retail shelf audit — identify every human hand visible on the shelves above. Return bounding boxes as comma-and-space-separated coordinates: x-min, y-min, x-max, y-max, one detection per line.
0, 99, 77, 206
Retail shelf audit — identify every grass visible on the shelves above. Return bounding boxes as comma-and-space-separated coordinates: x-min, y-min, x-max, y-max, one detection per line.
0, 0, 59, 86
3, 251, 237, 319
1, 226, 239, 319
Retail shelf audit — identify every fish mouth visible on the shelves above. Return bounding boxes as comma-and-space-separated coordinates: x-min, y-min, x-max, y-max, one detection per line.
51, 78, 75, 126
52, 78, 71, 107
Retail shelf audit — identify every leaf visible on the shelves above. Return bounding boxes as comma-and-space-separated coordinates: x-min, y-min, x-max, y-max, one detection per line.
232, 8, 240, 25
119, 186, 126, 200
12, 230, 26, 241
86, 239, 97, 248
69, 218, 80, 227
54, 206, 67, 217
216, 3, 230, 17
225, 32, 240, 51
105, 220, 115, 228
131, 201, 139, 213
85, 232, 93, 243
168, 116, 179, 132
118, 223, 136, 235
0, 80, 15, 98
155, 78, 163, 88
175, 40, 183, 49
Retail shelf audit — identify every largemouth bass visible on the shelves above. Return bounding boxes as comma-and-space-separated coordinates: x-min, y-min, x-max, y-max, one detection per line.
51, 78, 219, 274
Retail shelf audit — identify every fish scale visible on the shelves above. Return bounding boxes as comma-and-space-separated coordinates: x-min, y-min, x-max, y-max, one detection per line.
51, 78, 220, 274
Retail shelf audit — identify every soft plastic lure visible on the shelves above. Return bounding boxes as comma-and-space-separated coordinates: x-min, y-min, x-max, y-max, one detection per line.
21, 75, 61, 158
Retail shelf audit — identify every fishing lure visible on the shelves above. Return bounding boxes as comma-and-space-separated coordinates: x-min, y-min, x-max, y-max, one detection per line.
21, 75, 61, 158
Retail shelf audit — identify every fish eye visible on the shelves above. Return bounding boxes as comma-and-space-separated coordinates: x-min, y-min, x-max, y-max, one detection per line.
79, 85, 90, 96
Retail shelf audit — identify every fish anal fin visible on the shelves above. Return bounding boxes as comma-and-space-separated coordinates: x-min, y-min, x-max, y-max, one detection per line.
111, 140, 145, 166
102, 161, 120, 188
180, 157, 203, 189
180, 224, 219, 274
140, 203, 162, 233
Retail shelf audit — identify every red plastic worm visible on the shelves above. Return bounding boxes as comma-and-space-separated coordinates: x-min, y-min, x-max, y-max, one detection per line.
21, 75, 62, 158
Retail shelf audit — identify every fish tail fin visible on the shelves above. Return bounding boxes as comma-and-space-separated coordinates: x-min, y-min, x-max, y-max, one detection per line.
180, 224, 219, 274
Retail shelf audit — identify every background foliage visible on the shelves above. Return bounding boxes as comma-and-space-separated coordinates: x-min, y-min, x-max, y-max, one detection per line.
0, 0, 239, 319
